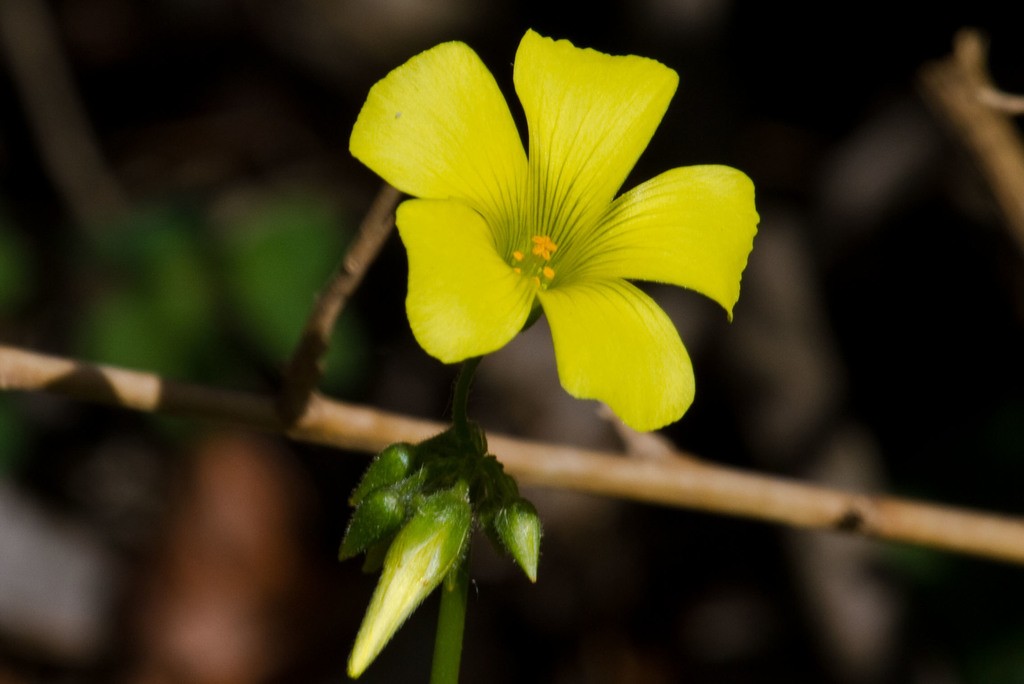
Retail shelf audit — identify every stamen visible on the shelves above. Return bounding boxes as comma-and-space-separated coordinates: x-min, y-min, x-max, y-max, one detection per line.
509, 235, 559, 289
531, 235, 557, 260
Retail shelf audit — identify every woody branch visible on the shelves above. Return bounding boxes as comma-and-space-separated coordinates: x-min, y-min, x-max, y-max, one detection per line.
4, 342, 1024, 566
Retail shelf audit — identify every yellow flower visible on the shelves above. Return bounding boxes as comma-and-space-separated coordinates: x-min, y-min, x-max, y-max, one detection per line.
350, 30, 758, 430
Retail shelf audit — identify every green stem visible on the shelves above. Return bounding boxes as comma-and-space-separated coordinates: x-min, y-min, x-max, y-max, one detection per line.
430, 359, 480, 683
451, 357, 481, 442
430, 560, 470, 684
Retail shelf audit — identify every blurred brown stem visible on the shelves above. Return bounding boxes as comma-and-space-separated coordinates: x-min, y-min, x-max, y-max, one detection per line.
5, 342, 1024, 566
0, 0, 128, 226
278, 183, 401, 422
919, 29, 1024, 254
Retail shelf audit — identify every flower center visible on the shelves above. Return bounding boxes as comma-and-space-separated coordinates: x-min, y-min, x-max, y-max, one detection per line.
511, 235, 558, 289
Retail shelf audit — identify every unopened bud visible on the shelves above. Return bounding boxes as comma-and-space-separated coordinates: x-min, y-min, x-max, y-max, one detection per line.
338, 487, 407, 560
492, 498, 542, 582
347, 482, 471, 678
350, 442, 417, 506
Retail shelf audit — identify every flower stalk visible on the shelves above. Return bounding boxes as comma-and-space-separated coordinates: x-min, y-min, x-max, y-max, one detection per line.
430, 559, 470, 684
451, 356, 481, 444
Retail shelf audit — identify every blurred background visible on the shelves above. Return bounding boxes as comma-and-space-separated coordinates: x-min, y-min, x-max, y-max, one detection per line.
2, 1, 1024, 682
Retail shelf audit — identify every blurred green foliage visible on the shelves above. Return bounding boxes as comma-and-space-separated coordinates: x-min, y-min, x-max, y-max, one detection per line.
0, 220, 32, 314
218, 193, 368, 392
78, 205, 216, 377
75, 191, 368, 391
3, 190, 369, 474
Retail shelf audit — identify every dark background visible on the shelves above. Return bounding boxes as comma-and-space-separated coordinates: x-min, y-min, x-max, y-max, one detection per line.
2, 1, 1024, 682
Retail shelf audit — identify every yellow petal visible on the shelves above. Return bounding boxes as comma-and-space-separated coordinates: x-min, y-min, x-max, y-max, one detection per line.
514, 30, 678, 249
569, 165, 759, 317
350, 41, 526, 227
538, 280, 694, 431
397, 199, 535, 363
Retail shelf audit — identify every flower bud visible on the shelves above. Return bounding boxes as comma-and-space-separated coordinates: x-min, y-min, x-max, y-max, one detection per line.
338, 487, 407, 560
350, 442, 417, 506
492, 498, 542, 582
347, 482, 472, 678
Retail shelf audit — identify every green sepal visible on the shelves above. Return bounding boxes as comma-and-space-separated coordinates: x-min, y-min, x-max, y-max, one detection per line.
350, 442, 417, 506
361, 540, 390, 574
465, 420, 487, 457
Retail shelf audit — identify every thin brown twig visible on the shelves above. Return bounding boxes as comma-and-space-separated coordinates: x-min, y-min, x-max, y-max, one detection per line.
919, 29, 1024, 255
978, 86, 1024, 115
0, 0, 128, 226
5, 342, 1024, 566
279, 183, 401, 421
